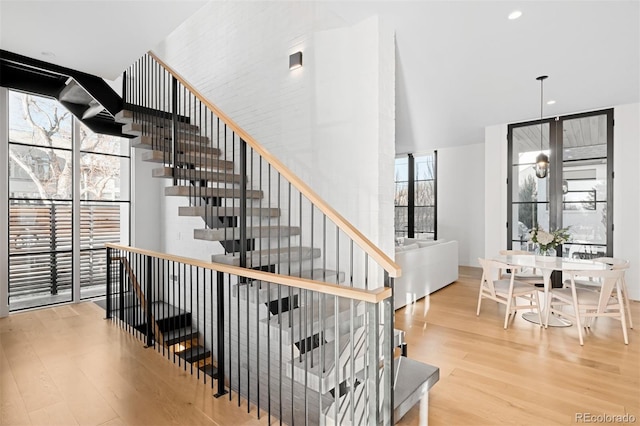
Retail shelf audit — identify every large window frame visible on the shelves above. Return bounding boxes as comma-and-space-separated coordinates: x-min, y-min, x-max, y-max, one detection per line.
394, 152, 438, 240
4, 89, 131, 311
507, 108, 613, 257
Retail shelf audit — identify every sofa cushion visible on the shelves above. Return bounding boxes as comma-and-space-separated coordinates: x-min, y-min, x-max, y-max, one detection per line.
395, 243, 419, 253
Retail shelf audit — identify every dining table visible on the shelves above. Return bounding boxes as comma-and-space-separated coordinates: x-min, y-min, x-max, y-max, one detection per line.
493, 254, 610, 327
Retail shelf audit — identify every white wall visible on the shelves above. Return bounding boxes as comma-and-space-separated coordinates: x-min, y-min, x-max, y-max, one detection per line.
438, 143, 485, 266
152, 2, 396, 272
484, 124, 508, 260
131, 150, 163, 251
613, 103, 640, 301
484, 104, 640, 300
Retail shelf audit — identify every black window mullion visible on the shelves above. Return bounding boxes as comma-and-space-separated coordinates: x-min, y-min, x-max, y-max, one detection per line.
407, 153, 415, 238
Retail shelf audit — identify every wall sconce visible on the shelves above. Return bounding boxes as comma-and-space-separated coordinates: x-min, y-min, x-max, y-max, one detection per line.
289, 51, 302, 70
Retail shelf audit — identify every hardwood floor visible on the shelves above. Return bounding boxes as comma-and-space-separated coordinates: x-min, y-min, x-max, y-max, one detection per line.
0, 302, 265, 426
397, 266, 640, 425
1, 268, 638, 425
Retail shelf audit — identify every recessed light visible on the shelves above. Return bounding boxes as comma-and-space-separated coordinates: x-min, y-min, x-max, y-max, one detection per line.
547, 100, 556, 105
41, 51, 56, 58
508, 10, 522, 20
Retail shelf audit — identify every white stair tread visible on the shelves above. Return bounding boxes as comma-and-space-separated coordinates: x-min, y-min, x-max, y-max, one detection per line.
282, 326, 368, 394
194, 226, 300, 241
122, 121, 200, 137
153, 167, 242, 183
141, 150, 233, 169
212, 246, 321, 267
322, 357, 439, 425
263, 297, 363, 331
165, 186, 263, 200
179, 205, 280, 218
132, 136, 217, 154
394, 357, 439, 421
115, 110, 199, 132
232, 269, 346, 304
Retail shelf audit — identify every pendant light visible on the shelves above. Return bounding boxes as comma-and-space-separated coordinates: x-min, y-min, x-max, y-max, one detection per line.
535, 75, 549, 178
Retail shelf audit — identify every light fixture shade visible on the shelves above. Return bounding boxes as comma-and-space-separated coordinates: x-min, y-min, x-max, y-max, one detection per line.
535, 152, 549, 178
534, 75, 549, 179
289, 51, 302, 70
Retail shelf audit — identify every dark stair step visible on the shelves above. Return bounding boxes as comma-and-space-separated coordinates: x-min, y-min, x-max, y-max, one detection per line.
176, 345, 211, 363
163, 327, 199, 346
199, 364, 219, 379
113, 301, 190, 331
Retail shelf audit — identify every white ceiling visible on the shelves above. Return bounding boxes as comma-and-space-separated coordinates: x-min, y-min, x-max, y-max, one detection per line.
0, 0, 208, 79
1, 1, 638, 154
325, 1, 640, 153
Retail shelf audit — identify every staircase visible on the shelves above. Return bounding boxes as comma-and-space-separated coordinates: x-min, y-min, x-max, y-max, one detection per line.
108, 52, 438, 425
110, 259, 219, 380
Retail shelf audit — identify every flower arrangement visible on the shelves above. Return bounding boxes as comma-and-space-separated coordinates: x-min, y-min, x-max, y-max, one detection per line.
529, 226, 571, 255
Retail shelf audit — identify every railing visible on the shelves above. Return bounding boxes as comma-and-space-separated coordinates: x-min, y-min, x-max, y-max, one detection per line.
123, 52, 399, 280
106, 243, 394, 424
121, 51, 401, 424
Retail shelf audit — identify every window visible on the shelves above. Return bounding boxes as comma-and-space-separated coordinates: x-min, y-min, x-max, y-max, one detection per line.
6, 90, 130, 310
78, 122, 130, 299
507, 109, 613, 259
394, 152, 437, 240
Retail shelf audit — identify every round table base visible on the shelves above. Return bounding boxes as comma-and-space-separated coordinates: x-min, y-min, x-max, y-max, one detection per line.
522, 311, 572, 327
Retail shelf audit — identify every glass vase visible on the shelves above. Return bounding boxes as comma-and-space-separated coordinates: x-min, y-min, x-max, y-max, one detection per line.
535, 246, 557, 261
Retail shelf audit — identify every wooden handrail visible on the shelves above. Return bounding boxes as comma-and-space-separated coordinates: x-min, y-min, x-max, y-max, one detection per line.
147, 51, 401, 278
107, 244, 392, 304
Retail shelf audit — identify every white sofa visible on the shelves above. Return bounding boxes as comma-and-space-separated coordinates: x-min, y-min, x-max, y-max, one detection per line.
393, 239, 459, 310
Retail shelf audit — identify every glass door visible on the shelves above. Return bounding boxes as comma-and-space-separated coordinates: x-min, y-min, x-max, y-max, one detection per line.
8, 91, 74, 310
559, 111, 613, 259
508, 120, 553, 251
507, 109, 613, 257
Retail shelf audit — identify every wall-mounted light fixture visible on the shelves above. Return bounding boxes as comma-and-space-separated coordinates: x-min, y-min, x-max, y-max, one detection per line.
289, 51, 302, 70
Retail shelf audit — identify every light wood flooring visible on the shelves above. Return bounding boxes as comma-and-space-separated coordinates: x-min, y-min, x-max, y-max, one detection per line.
397, 266, 640, 425
1, 268, 638, 425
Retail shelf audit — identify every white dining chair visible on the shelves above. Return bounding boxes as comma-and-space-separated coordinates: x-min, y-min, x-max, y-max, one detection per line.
563, 257, 633, 329
499, 250, 544, 285
549, 268, 628, 345
477, 258, 542, 329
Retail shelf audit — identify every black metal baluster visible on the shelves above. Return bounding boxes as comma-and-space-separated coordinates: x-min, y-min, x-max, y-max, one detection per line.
191, 264, 194, 376
227, 271, 232, 402
215, 271, 227, 398
119, 254, 124, 324
267, 163, 272, 425
171, 77, 178, 186
335, 231, 340, 420
106, 247, 112, 319
182, 262, 186, 371
209, 269, 214, 390
149, 254, 155, 349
